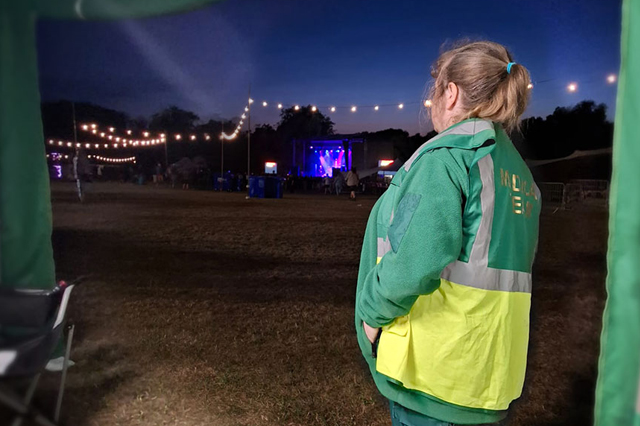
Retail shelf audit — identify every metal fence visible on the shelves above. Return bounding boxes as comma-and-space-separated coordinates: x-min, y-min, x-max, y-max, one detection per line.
537, 180, 609, 210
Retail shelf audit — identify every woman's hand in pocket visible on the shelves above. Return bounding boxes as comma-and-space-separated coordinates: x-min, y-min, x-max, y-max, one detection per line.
363, 321, 380, 344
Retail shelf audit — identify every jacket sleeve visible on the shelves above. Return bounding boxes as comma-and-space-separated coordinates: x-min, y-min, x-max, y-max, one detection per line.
356, 149, 467, 328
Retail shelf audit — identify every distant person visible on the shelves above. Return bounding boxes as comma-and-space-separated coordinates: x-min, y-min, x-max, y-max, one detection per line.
355, 41, 541, 426
97, 164, 104, 181
168, 165, 178, 188
154, 163, 164, 185
346, 167, 359, 200
334, 170, 344, 196
323, 175, 331, 194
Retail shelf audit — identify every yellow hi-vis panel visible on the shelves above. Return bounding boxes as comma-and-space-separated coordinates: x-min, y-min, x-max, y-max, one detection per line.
376, 279, 531, 410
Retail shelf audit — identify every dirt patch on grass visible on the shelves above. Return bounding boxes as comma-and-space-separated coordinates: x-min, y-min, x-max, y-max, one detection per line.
5, 182, 607, 425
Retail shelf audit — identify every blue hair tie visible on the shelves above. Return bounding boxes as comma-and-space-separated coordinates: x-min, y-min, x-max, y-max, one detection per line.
507, 62, 516, 74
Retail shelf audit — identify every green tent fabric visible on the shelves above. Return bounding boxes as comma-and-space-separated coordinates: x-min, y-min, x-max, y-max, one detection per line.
594, 0, 640, 425
0, 0, 220, 290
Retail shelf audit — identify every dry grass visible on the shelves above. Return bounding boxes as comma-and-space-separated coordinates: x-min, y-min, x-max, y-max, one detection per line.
4, 182, 607, 425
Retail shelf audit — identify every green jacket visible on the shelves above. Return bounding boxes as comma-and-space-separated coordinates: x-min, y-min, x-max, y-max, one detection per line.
355, 119, 541, 424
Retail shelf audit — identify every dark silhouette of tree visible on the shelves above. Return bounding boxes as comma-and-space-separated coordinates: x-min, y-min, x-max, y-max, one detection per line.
149, 106, 200, 135
41, 101, 129, 140
276, 105, 334, 142
128, 116, 149, 133
521, 100, 613, 160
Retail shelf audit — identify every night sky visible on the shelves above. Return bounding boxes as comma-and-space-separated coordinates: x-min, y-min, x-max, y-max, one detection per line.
37, 0, 621, 135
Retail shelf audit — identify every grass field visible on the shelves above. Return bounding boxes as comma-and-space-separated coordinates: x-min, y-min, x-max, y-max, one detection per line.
7, 182, 608, 425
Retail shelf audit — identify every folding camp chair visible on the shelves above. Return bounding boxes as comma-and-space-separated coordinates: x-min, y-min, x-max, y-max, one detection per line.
0, 282, 76, 426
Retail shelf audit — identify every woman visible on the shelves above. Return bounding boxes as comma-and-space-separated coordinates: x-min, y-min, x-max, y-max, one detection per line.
355, 41, 541, 425
346, 167, 360, 200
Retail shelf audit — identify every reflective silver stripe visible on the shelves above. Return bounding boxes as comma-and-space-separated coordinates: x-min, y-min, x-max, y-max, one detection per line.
469, 155, 495, 263
441, 261, 532, 293
440, 154, 533, 293
377, 237, 392, 259
404, 120, 494, 171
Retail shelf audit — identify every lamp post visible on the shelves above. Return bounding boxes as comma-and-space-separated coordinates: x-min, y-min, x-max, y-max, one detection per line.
220, 122, 224, 191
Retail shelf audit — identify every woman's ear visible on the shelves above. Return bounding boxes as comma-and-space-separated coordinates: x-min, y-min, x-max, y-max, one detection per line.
445, 82, 459, 111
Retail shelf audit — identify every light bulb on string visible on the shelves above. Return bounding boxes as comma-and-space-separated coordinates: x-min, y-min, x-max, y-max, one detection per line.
351, 106, 357, 112
277, 103, 283, 109
330, 106, 336, 112
423, 100, 432, 108
262, 101, 268, 107
294, 105, 300, 111
567, 83, 578, 92
607, 74, 617, 84
398, 103, 404, 109
527, 83, 533, 90
249, 98, 254, 104
374, 105, 379, 111
311, 106, 317, 112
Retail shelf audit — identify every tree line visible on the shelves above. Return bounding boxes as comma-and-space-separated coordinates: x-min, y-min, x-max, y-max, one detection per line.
42, 100, 613, 174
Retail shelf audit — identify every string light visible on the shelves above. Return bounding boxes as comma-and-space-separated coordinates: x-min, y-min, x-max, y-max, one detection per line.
330, 106, 336, 112
81, 125, 89, 130
109, 127, 115, 132
398, 103, 404, 109
567, 83, 578, 93
423, 100, 432, 108
248, 98, 254, 104
91, 155, 136, 163
351, 106, 357, 112
607, 74, 617, 84
262, 101, 268, 107
127, 130, 132, 135
175, 134, 182, 140
311, 106, 317, 112
277, 103, 283, 109
294, 105, 300, 111
527, 83, 533, 90
190, 135, 196, 140
374, 105, 379, 111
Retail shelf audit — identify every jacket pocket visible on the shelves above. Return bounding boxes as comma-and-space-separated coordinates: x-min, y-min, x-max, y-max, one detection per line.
382, 315, 410, 337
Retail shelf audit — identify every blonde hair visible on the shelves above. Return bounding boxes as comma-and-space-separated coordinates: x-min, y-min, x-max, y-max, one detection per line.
427, 40, 531, 132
